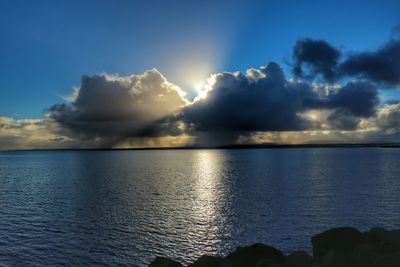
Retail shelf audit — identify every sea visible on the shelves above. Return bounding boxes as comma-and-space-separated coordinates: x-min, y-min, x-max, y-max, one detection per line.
0, 148, 399, 266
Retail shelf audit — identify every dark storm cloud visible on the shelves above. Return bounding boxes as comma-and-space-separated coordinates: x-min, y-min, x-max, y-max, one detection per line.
303, 81, 379, 117
178, 63, 313, 134
293, 38, 341, 82
293, 37, 400, 87
326, 109, 361, 130
176, 63, 379, 141
340, 40, 400, 86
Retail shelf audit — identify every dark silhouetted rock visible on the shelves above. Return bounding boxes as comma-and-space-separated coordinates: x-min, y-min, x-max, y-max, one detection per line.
149, 257, 183, 267
317, 249, 348, 267
225, 243, 284, 267
254, 258, 284, 267
371, 251, 400, 267
367, 227, 400, 244
188, 255, 231, 267
284, 251, 313, 267
147, 227, 400, 267
311, 227, 365, 258
350, 243, 379, 267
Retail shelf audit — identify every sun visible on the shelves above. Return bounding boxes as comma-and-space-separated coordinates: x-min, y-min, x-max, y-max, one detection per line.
193, 82, 204, 92
192, 81, 208, 101
192, 75, 217, 102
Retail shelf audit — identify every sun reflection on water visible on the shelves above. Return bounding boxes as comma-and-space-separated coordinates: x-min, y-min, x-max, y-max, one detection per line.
188, 150, 230, 256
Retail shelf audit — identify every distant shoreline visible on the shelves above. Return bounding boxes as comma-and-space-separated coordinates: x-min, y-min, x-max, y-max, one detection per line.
2, 143, 400, 152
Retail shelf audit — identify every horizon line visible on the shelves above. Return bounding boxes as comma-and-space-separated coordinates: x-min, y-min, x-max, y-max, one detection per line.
2, 142, 400, 152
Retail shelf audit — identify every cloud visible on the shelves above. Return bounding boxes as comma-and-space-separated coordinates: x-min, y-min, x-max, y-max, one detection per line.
367, 103, 400, 133
303, 81, 379, 117
293, 38, 341, 82
340, 40, 400, 86
326, 109, 360, 130
2, 31, 400, 150
0, 117, 66, 150
293, 36, 400, 87
48, 69, 188, 145
2, 61, 390, 149
175, 63, 380, 143
179, 63, 313, 134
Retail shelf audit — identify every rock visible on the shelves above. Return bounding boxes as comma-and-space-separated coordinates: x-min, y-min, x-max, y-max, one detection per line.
148, 257, 183, 267
350, 232, 400, 267
363, 228, 400, 262
188, 255, 231, 267
350, 243, 378, 267
317, 249, 348, 267
311, 227, 366, 258
284, 251, 313, 267
367, 227, 400, 244
255, 258, 284, 267
147, 227, 400, 267
225, 243, 284, 267
371, 251, 400, 267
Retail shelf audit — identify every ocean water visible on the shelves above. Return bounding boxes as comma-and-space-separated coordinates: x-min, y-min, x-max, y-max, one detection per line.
0, 148, 400, 266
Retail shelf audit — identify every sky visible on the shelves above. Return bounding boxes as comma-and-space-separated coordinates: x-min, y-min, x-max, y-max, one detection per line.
0, 0, 400, 149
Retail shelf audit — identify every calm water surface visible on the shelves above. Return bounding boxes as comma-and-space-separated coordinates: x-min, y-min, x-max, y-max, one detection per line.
0, 148, 400, 266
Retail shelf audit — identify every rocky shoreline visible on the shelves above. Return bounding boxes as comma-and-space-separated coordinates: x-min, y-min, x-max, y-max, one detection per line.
148, 227, 400, 267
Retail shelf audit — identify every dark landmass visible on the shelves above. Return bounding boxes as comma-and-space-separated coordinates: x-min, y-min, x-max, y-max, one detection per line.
149, 227, 400, 267
2, 143, 400, 152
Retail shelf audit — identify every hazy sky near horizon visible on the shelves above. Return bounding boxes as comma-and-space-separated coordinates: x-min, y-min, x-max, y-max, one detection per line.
1, 0, 400, 149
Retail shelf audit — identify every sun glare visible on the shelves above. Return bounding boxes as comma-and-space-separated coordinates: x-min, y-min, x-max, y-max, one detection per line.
193, 82, 208, 101
192, 75, 217, 102
194, 82, 204, 92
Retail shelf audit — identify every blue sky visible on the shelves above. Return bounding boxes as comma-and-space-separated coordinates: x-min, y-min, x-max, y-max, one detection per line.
1, 0, 400, 119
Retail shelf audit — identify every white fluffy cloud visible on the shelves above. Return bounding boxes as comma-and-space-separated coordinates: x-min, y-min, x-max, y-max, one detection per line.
49, 69, 188, 142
